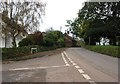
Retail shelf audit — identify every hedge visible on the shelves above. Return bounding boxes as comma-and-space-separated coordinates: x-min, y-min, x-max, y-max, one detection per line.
2, 45, 60, 61
85, 45, 119, 57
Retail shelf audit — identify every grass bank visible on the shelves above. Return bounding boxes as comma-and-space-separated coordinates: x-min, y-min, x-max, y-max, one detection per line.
85, 45, 119, 57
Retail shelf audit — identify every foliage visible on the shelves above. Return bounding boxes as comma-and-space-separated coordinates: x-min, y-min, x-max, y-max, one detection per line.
0, 1, 46, 47
85, 45, 119, 57
67, 2, 120, 45
43, 37, 55, 46
2, 46, 30, 60
43, 30, 64, 46
18, 30, 65, 47
2, 45, 60, 61
18, 37, 34, 47
18, 31, 43, 47
33, 31, 43, 45
57, 38, 65, 47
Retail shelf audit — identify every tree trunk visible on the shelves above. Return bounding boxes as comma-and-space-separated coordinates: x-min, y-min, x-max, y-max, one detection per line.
109, 38, 112, 45
90, 37, 96, 45
12, 37, 16, 48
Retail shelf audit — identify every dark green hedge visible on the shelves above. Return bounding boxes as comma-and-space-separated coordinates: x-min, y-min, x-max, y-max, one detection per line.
85, 45, 119, 57
2, 45, 60, 61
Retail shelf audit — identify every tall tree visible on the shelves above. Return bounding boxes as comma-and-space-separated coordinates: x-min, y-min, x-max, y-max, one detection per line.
0, 1, 46, 47
68, 2, 120, 45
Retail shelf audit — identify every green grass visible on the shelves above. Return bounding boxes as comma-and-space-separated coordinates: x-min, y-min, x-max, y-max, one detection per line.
85, 45, 119, 57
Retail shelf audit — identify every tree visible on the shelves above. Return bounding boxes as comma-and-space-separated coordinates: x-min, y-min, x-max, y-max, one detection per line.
18, 36, 34, 47
0, 1, 46, 47
43, 30, 58, 46
68, 2, 120, 45
57, 38, 65, 47
18, 31, 43, 47
43, 29, 64, 46
33, 31, 43, 45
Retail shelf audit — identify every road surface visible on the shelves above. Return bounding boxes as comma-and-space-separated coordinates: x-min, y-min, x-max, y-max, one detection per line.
2, 48, 119, 83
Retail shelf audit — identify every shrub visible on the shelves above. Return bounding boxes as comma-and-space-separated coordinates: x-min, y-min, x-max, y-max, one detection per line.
18, 31, 43, 47
18, 37, 34, 47
57, 38, 65, 47
43, 37, 54, 46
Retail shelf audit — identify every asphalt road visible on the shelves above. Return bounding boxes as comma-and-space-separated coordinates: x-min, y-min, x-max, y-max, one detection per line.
2, 47, 119, 83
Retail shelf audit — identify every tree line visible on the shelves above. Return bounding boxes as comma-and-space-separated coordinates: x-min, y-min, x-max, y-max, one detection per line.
67, 2, 120, 46
18, 29, 65, 47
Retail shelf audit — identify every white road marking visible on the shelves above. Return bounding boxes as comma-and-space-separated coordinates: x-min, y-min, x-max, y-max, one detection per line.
78, 69, 84, 73
82, 74, 91, 80
68, 58, 72, 61
51, 65, 66, 68
9, 53, 70, 71
63, 51, 69, 58
75, 65, 80, 69
66, 64, 70, 66
63, 51, 95, 83
9, 65, 69, 71
63, 51, 75, 64
10, 68, 30, 71
72, 63, 77, 66
61, 53, 70, 66
70, 61, 74, 63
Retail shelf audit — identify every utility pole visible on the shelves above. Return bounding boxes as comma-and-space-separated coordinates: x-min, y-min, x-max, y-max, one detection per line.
60, 26, 62, 38
60, 26, 62, 31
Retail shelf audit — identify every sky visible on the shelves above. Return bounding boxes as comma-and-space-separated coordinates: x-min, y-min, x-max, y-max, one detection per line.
40, 0, 87, 33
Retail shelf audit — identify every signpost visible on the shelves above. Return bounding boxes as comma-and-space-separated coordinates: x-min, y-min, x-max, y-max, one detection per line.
31, 48, 37, 54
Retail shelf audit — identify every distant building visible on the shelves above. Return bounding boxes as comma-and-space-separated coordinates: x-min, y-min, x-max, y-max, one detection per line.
64, 33, 77, 47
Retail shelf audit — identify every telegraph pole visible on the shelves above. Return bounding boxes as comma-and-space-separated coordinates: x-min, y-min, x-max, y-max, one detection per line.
60, 26, 62, 38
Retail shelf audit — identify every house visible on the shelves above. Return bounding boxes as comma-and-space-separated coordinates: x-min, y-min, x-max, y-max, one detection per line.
64, 33, 77, 47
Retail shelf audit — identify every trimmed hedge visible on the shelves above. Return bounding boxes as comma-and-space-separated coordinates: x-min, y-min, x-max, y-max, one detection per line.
85, 45, 119, 57
2, 46, 30, 60
2, 45, 60, 61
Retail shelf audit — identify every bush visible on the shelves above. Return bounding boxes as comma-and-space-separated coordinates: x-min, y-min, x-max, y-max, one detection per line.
19, 37, 34, 47
57, 38, 65, 47
43, 29, 65, 47
18, 31, 43, 47
43, 37, 54, 46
